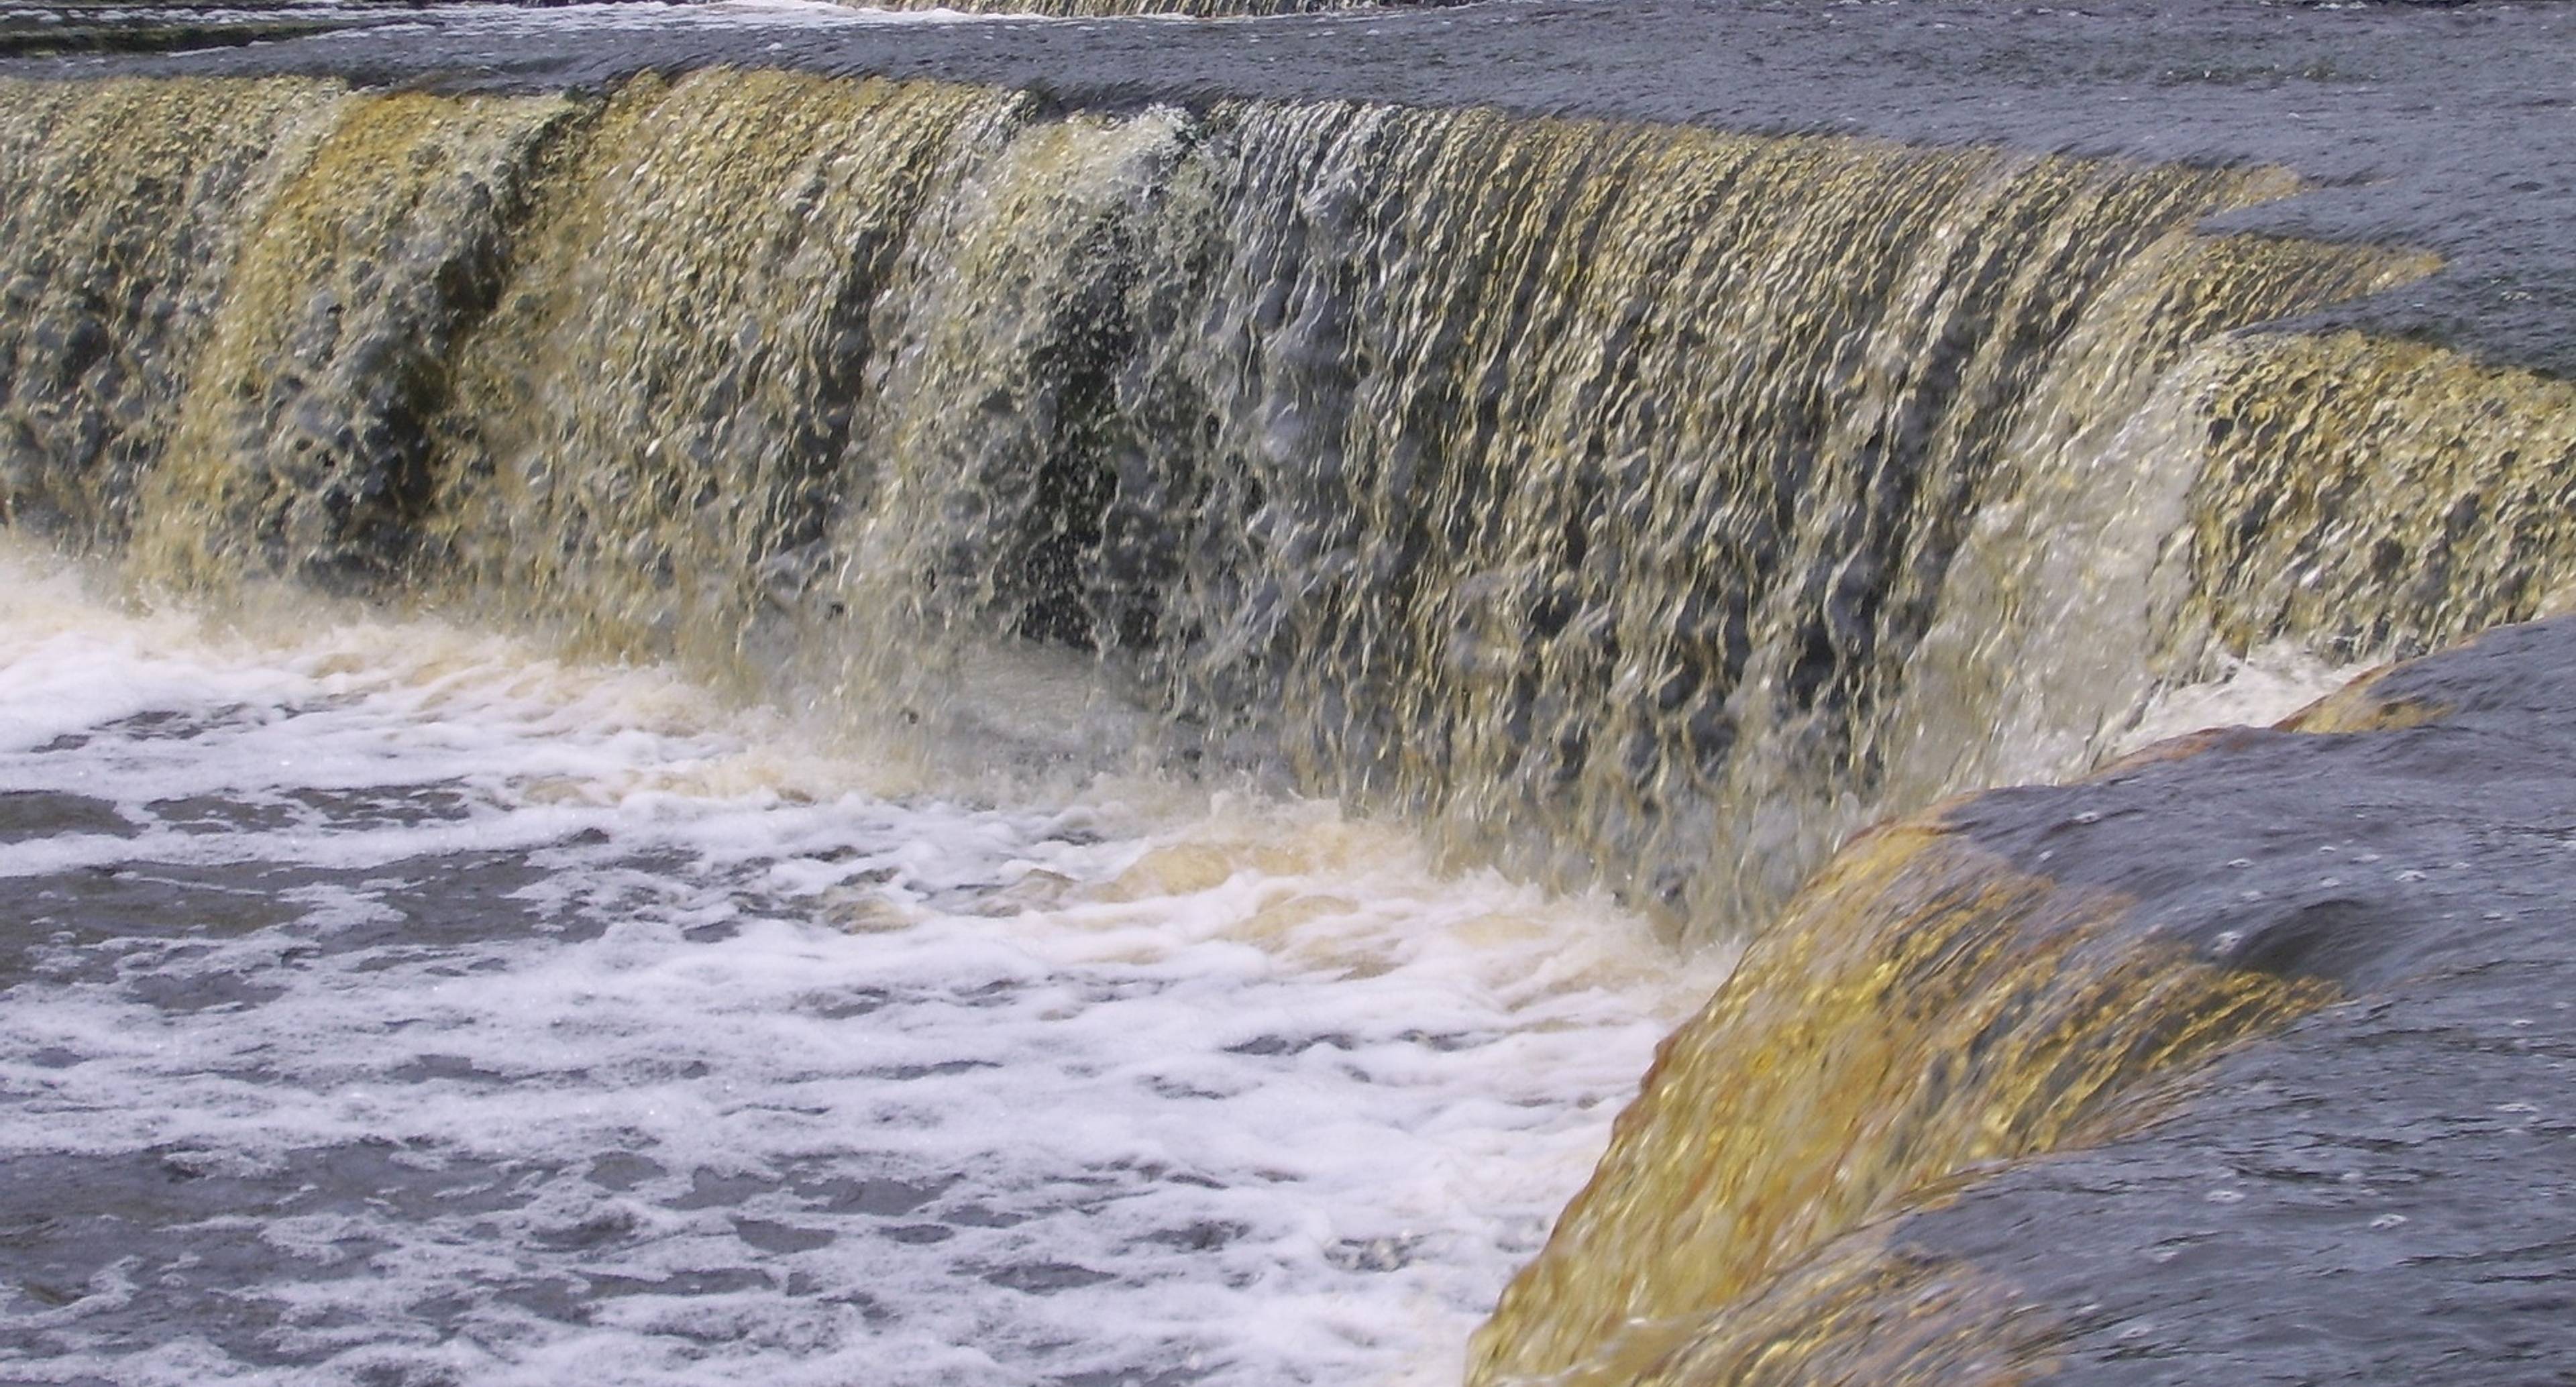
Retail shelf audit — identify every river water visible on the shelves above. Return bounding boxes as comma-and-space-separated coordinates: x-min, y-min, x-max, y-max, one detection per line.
0, 534, 1733, 1386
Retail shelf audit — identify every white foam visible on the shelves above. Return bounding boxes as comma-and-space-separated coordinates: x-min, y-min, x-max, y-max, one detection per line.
2111, 639, 2369, 757
0, 535, 1728, 1386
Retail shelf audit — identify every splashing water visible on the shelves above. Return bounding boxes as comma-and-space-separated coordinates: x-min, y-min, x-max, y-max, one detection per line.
0, 536, 1729, 1386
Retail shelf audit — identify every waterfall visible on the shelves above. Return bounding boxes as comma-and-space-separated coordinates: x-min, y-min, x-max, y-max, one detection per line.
0, 70, 2455, 941
7, 64, 2569, 1384
0, 78, 347, 544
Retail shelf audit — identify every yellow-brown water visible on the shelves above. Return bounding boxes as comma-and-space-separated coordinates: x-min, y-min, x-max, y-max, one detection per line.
5, 70, 2453, 936
1106, 114, 2425, 936
0, 77, 345, 543
136, 90, 586, 588
1888, 326, 2576, 797
1465, 816, 2334, 1385
2181, 331, 2576, 661
421, 74, 1029, 678
8, 65, 2576, 1387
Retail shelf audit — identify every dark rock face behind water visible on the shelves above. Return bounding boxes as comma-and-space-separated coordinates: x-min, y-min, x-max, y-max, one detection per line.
6, 0, 2575, 374
1889, 622, 2576, 1383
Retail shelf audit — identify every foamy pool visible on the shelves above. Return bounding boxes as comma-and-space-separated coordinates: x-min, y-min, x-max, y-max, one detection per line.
0, 538, 1728, 1386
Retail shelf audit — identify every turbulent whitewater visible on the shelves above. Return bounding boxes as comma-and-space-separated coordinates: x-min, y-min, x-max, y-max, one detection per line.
0, 537, 1733, 1384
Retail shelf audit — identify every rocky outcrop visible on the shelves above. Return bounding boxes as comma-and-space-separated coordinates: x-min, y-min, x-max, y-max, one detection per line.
1474, 618, 2576, 1384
